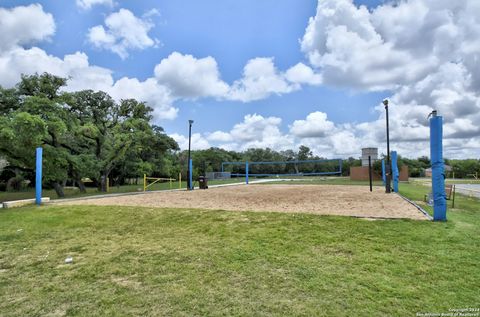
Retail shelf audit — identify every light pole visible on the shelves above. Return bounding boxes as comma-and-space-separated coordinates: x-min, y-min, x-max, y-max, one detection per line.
187, 120, 194, 190
383, 99, 391, 193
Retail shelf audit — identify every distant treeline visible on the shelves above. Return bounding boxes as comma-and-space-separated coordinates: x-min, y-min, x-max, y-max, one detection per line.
1, 73, 478, 196
402, 157, 480, 178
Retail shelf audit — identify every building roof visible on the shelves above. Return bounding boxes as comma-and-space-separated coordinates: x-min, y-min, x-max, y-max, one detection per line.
425, 165, 452, 172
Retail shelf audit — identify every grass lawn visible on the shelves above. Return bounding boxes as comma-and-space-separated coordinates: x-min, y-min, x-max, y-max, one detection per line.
0, 182, 479, 316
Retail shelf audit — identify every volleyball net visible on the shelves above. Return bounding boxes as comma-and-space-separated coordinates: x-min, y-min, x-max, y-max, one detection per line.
221, 159, 342, 177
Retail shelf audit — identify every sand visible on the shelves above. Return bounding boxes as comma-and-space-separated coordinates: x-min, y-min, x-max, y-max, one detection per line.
57, 184, 427, 220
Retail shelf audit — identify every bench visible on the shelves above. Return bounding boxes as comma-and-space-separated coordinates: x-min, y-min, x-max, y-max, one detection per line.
445, 184, 454, 200
424, 184, 455, 205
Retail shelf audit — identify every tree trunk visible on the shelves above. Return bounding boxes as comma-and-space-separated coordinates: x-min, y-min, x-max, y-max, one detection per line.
100, 175, 106, 192
76, 178, 87, 193
100, 172, 110, 192
53, 182, 65, 198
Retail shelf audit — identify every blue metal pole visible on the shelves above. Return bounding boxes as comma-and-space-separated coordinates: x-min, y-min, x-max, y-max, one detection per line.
430, 112, 447, 221
339, 159, 343, 175
35, 147, 43, 205
391, 151, 399, 192
381, 159, 386, 185
246, 161, 249, 184
189, 159, 193, 190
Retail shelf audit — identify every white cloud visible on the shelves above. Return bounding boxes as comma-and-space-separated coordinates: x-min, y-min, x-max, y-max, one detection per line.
207, 131, 233, 143
170, 133, 211, 151
0, 4, 55, 52
153, 54, 307, 102
201, 114, 295, 152
301, 0, 437, 91
171, 111, 363, 157
76, 0, 113, 10
154, 52, 229, 99
285, 63, 322, 85
288, 112, 363, 157
174, 114, 296, 152
290, 111, 335, 138
87, 9, 157, 59
297, 0, 480, 158
0, 48, 112, 90
228, 57, 298, 102
88, 25, 116, 47
109, 77, 177, 121
230, 114, 282, 142
143, 8, 160, 18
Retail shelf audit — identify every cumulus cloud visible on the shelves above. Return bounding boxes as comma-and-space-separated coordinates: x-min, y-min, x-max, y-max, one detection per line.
87, 9, 158, 59
288, 112, 364, 157
230, 114, 284, 144
0, 48, 113, 91
290, 111, 335, 138
207, 131, 233, 143
228, 58, 298, 102
301, 0, 437, 91
153, 54, 307, 102
76, 0, 113, 10
300, 0, 480, 95
285, 63, 322, 85
170, 133, 211, 151
109, 77, 177, 120
0, 4, 55, 52
172, 111, 372, 157
154, 52, 229, 99
298, 0, 480, 157
175, 114, 295, 152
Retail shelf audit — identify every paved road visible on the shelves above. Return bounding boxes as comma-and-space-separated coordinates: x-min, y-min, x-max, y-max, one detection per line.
455, 184, 480, 199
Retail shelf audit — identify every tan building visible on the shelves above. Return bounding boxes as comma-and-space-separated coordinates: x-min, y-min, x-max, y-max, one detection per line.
350, 165, 409, 181
425, 165, 452, 177
350, 148, 409, 181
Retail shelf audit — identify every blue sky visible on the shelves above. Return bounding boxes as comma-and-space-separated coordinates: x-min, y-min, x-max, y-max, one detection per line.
1, 0, 479, 158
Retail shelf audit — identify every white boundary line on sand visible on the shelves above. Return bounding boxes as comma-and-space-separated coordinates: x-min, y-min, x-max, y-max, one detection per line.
395, 193, 433, 221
